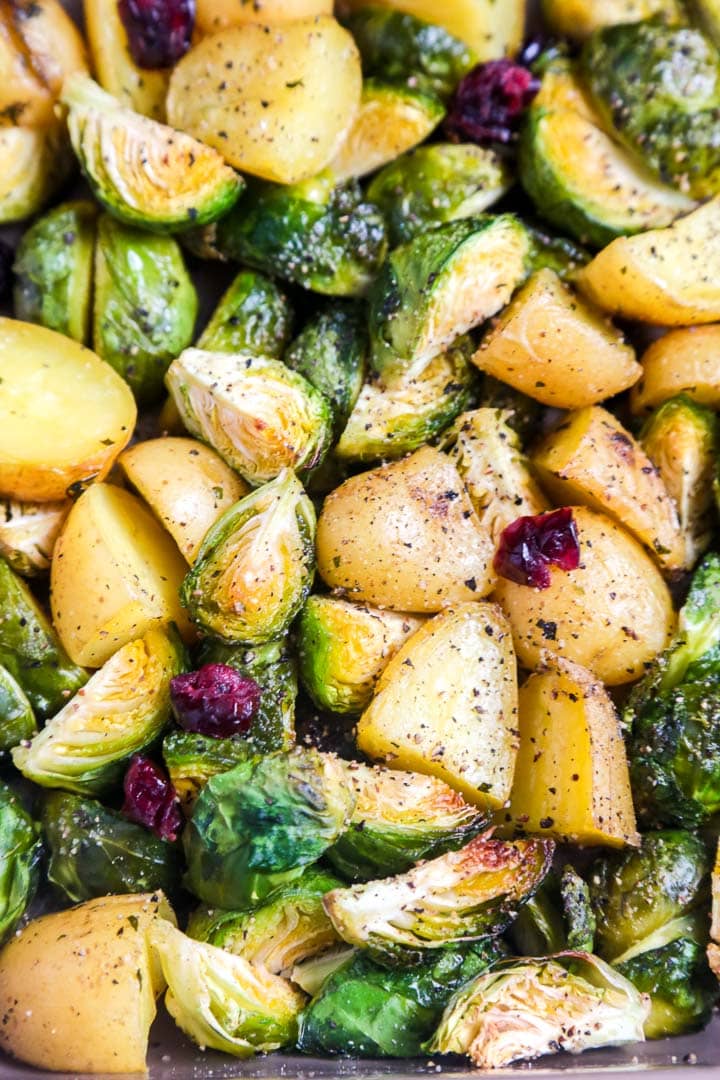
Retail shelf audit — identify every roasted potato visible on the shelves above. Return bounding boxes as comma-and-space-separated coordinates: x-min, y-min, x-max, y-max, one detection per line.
343, 0, 525, 59
631, 325, 720, 414
83, 0, 168, 119
196, 0, 332, 33
0, 6, 54, 128
9, 0, 88, 99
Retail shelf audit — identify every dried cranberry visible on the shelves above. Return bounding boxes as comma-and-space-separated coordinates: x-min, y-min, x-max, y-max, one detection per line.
494, 507, 581, 589
0, 240, 12, 302
444, 59, 540, 146
118, 0, 194, 69
170, 663, 262, 739
122, 755, 183, 842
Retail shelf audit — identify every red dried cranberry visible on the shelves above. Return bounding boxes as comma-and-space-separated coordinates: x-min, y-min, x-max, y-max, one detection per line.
122, 755, 183, 842
494, 507, 580, 589
118, 0, 194, 69
0, 240, 12, 301
444, 59, 540, 146
170, 663, 262, 739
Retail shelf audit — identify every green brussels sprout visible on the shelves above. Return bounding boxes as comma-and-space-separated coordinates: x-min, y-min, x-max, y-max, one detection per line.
298, 939, 505, 1058
187, 867, 343, 976
478, 377, 543, 445
616, 937, 719, 1038
93, 215, 198, 405
0, 556, 87, 719
527, 224, 591, 278
625, 553, 720, 827
510, 866, 596, 956
183, 748, 355, 908
216, 173, 387, 297
149, 919, 305, 1057
41, 790, 180, 903
367, 143, 511, 247
180, 471, 315, 645
284, 302, 368, 438
0, 126, 73, 225
427, 952, 650, 1068
324, 835, 553, 965
166, 350, 333, 485
179, 221, 227, 262
61, 74, 244, 232
0, 784, 42, 944
13, 201, 97, 344
13, 626, 185, 796
335, 337, 475, 465
162, 729, 255, 810
0, 664, 36, 755
297, 596, 423, 715
582, 20, 720, 198
0, 499, 69, 577
196, 270, 293, 359
291, 945, 356, 996
368, 215, 532, 380
690, 0, 720, 47
344, 6, 477, 101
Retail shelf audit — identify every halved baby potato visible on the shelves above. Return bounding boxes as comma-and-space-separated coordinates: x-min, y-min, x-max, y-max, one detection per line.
196, 0, 332, 33
83, 0, 169, 120
9, 0, 88, 98
0, 6, 54, 127
631, 325, 720, 414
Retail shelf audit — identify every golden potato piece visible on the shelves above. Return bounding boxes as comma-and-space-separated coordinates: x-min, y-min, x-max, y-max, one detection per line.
83, 0, 168, 119
631, 325, 720, 414
343, 0, 524, 59
10, 0, 88, 98
0, 7, 54, 127
196, 0, 332, 34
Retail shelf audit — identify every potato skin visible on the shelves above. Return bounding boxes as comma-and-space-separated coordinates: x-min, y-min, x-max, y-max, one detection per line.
316, 445, 495, 612
631, 325, 720, 414
493, 506, 675, 685
0, 893, 175, 1074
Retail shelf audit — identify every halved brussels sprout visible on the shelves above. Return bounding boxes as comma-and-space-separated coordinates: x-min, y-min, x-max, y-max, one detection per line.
527, 224, 591, 279
41, 790, 180, 903
180, 471, 315, 645
0, 666, 36, 755
292, 945, 357, 996
428, 952, 649, 1067
367, 143, 511, 247
0, 556, 87, 719
12, 626, 185, 795
335, 337, 475, 464
327, 762, 490, 882
324, 834, 552, 964
479, 376, 543, 445
166, 350, 333, 485
13, 201, 97, 344
216, 173, 387, 297
0, 784, 41, 944
196, 271, 293, 358
616, 936, 719, 1038
162, 729, 255, 811
0, 499, 68, 577
149, 920, 305, 1057
510, 866, 596, 957
183, 748, 355, 908
709, 840, 720, 980
61, 74, 244, 232
0, 125, 72, 225
187, 867, 343, 976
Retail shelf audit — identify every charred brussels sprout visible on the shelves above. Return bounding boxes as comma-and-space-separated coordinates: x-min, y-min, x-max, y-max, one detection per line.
180, 471, 315, 645
0, 556, 87, 719
162, 729, 255, 810
510, 866, 596, 956
326, 762, 490, 882
93, 215, 197, 405
616, 937, 719, 1038
216, 173, 387, 297
61, 74, 244, 231
367, 144, 511, 247
13, 201, 97, 343
196, 271, 293, 359
166, 350, 333, 485
0, 666, 36, 755
183, 748, 355, 908
12, 627, 185, 795
298, 939, 505, 1058
0, 784, 41, 944
324, 835, 553, 965
0, 499, 68, 578
41, 790, 180, 903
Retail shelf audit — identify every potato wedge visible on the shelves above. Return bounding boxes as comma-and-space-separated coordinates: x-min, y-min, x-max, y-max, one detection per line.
10, 0, 88, 98
316, 445, 495, 612
631, 325, 720, 414
357, 602, 519, 809
0, 125, 71, 224
497, 654, 639, 847
83, 0, 169, 119
343, 0, 524, 59
0, 7, 54, 127
494, 506, 675, 685
0, 319, 136, 503
532, 406, 684, 572
167, 18, 361, 184
51, 482, 193, 667
196, 0, 332, 33
473, 269, 641, 409
0, 893, 175, 1074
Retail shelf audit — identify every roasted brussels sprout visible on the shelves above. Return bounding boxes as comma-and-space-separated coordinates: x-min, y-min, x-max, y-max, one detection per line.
0, 666, 36, 755
510, 866, 596, 956
196, 270, 293, 358
0, 125, 73, 225
166, 350, 333, 485
41, 790, 180, 903
324, 835, 552, 965
0, 556, 87, 719
0, 500, 68, 578
180, 471, 315, 645
479, 377, 543, 444
93, 215, 197, 405
427, 952, 649, 1068
0, 784, 41, 944
367, 143, 511, 247
61, 74, 244, 231
616, 937, 719, 1038
162, 729, 255, 810
691, 0, 720, 47
183, 748, 355, 908
216, 173, 387, 297
298, 939, 505, 1057
326, 762, 490, 882
13, 201, 97, 344
291, 945, 356, 996
13, 627, 185, 796
149, 920, 305, 1057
